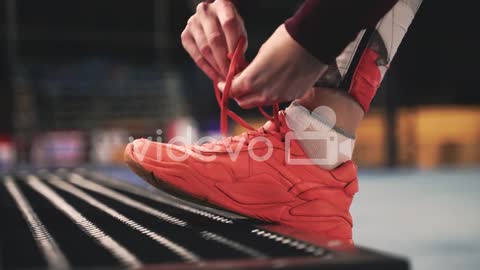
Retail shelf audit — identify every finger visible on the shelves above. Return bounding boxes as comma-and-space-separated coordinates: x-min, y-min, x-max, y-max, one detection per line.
214, 0, 246, 54
196, 58, 223, 81
201, 17, 229, 76
182, 30, 222, 81
188, 20, 223, 75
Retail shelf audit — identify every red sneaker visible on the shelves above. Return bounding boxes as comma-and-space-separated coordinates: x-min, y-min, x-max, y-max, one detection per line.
124, 38, 358, 240
125, 113, 358, 240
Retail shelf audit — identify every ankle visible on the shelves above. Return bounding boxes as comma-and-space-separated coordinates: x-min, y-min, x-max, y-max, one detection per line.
295, 87, 364, 135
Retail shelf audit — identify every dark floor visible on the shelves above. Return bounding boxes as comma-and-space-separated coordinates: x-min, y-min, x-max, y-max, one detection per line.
352, 168, 480, 270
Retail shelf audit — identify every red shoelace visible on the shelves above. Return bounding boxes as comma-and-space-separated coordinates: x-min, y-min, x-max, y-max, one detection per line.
213, 37, 281, 136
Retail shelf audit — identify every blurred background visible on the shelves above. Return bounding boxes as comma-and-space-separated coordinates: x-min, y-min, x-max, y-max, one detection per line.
0, 0, 479, 269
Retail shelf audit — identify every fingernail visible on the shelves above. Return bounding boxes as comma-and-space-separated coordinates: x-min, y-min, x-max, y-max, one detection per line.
217, 81, 225, 92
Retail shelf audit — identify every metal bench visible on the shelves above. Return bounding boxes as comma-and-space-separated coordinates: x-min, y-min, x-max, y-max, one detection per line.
1, 168, 408, 269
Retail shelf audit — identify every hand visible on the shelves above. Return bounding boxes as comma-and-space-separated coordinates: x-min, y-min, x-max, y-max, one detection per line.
181, 0, 247, 81
218, 24, 328, 109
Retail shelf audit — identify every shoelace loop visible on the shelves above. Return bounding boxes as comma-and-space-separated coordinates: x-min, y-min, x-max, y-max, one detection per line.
213, 37, 281, 136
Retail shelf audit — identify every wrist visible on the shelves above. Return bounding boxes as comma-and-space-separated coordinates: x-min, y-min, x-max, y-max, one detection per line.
269, 24, 327, 74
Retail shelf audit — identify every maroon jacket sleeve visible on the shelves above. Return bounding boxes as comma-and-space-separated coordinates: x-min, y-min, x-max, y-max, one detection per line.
232, 0, 398, 63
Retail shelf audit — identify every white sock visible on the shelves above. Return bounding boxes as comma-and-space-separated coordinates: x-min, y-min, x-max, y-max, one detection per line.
284, 102, 355, 170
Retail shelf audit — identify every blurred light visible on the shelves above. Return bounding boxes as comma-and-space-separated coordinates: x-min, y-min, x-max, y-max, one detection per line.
31, 131, 85, 167
90, 129, 128, 164
0, 135, 16, 170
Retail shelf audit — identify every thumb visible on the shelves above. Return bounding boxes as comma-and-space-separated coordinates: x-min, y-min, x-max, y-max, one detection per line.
217, 72, 251, 97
